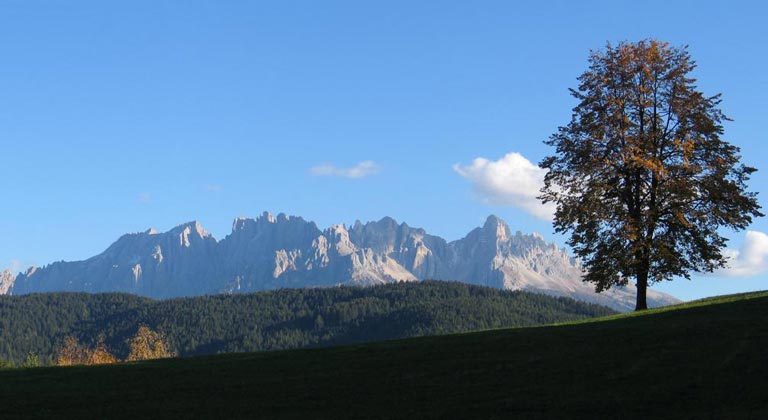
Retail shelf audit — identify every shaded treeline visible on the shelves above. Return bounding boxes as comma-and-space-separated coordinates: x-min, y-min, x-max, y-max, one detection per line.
0, 280, 614, 364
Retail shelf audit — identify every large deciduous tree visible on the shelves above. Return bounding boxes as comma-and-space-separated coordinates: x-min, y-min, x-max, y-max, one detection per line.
540, 40, 762, 311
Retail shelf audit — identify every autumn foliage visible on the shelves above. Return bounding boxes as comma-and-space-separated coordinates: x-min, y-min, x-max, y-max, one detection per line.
55, 327, 173, 366
541, 40, 762, 310
88, 337, 119, 365
126, 326, 175, 361
55, 335, 90, 366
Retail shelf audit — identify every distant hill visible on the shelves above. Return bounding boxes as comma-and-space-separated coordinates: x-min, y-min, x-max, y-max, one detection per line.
1, 291, 765, 419
0, 281, 615, 364
3, 213, 679, 311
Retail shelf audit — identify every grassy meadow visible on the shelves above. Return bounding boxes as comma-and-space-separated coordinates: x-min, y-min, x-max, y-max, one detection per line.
1, 291, 766, 419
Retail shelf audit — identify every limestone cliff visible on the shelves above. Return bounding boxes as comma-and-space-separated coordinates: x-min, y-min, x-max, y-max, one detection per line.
5, 212, 680, 311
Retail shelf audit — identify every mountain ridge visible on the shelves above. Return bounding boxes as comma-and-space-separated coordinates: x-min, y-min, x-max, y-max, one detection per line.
3, 213, 679, 311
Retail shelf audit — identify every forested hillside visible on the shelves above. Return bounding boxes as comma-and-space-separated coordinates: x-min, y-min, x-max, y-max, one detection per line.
2, 292, 763, 419
0, 281, 615, 364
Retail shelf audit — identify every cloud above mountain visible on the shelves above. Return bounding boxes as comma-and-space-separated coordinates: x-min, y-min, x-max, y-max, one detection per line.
454, 153, 766, 280
4, 259, 22, 274
310, 161, 380, 179
453, 152, 554, 220
719, 231, 768, 277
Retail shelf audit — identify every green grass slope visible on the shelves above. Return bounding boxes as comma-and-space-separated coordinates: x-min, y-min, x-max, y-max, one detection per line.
1, 291, 766, 419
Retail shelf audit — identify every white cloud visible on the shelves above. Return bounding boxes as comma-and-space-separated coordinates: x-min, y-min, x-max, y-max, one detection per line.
310, 161, 380, 179
5, 259, 22, 273
203, 183, 223, 192
719, 231, 768, 277
453, 152, 554, 220
137, 192, 152, 203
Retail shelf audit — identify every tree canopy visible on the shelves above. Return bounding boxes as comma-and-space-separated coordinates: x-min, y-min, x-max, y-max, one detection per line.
540, 39, 762, 310
0, 281, 615, 365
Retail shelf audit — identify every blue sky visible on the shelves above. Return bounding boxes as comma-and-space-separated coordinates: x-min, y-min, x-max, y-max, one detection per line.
1, 1, 766, 300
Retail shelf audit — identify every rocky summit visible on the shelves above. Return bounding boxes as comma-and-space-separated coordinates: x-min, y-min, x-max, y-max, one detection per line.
0, 269, 14, 295
4, 213, 679, 311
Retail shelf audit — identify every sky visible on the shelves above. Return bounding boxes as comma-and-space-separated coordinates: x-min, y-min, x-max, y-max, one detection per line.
1, 1, 766, 301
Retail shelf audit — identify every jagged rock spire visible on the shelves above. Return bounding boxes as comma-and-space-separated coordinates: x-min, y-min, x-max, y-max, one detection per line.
3, 213, 680, 311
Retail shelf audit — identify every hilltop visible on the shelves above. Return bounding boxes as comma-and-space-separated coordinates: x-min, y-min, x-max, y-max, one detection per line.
0, 281, 615, 364
1, 290, 765, 418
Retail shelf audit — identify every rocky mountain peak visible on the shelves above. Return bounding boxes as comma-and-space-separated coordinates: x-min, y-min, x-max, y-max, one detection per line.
348, 217, 406, 254
169, 221, 213, 247
231, 217, 255, 232
482, 214, 506, 229
325, 224, 355, 256
0, 269, 15, 295
376, 216, 399, 228
327, 223, 349, 237
170, 221, 210, 236
257, 211, 277, 224
3, 212, 680, 311
481, 215, 511, 242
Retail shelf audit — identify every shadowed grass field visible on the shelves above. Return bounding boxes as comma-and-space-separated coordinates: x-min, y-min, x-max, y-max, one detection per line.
1, 291, 766, 419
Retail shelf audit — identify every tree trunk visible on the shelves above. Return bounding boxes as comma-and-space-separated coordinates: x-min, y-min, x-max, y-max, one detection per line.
635, 269, 648, 311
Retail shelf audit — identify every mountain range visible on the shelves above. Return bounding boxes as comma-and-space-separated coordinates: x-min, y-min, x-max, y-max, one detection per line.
0, 213, 679, 311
